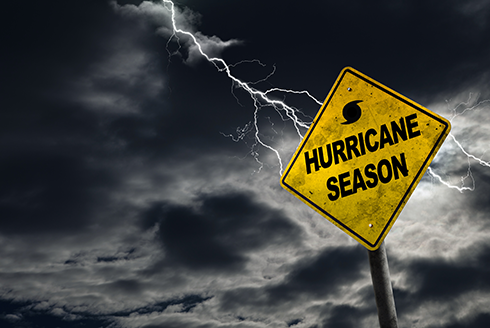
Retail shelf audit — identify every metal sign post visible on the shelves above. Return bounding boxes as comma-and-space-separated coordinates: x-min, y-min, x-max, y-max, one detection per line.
368, 242, 398, 328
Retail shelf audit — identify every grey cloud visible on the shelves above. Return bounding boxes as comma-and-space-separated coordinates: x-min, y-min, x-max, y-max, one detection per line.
113, 1, 242, 66
103, 279, 144, 296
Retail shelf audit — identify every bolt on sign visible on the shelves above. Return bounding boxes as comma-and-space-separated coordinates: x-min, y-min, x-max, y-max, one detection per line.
280, 67, 451, 250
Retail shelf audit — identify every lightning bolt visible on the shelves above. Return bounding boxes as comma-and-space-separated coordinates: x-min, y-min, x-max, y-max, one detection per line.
160, 0, 321, 174
427, 95, 490, 192
126, 0, 490, 190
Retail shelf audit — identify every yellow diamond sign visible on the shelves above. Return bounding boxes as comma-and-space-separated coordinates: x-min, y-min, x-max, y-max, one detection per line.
280, 67, 451, 250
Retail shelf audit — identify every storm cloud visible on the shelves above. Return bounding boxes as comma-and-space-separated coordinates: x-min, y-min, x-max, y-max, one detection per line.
1, 1, 490, 328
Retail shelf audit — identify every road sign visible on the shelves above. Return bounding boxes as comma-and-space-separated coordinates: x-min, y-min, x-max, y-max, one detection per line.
280, 67, 451, 250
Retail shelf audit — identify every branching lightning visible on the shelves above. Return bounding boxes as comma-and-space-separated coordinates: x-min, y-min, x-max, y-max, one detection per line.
427, 95, 490, 192
161, 0, 317, 174
158, 0, 489, 189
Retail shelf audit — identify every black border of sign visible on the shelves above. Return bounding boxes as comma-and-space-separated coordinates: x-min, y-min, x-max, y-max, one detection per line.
281, 68, 450, 249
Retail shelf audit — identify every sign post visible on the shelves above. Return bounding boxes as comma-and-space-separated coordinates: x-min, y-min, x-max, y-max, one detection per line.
369, 242, 398, 328
280, 67, 451, 326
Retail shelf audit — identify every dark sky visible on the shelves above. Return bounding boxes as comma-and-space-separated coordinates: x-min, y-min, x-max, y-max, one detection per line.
1, 1, 490, 327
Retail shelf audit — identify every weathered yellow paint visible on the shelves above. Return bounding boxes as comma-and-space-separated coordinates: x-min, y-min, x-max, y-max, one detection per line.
280, 67, 451, 250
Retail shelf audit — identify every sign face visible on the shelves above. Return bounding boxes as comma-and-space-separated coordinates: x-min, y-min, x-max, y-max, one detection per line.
281, 67, 451, 250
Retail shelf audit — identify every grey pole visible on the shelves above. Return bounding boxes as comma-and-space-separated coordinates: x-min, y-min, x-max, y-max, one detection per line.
368, 241, 399, 328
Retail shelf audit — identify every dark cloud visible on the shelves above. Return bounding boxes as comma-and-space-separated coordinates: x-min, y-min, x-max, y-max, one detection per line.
220, 245, 367, 310
186, 0, 490, 102
142, 321, 214, 328
427, 312, 490, 328
0, 149, 117, 235
320, 303, 372, 328
0, 299, 111, 328
2, 0, 127, 94
111, 294, 213, 317
0, 0, 163, 237
0, 294, 214, 328
1, 0, 490, 327
389, 242, 490, 323
468, 166, 490, 215
143, 190, 303, 272
97, 248, 136, 263
286, 318, 303, 327
266, 245, 366, 300
405, 244, 490, 301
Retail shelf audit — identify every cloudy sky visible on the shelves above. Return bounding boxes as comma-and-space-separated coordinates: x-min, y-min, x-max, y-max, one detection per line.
2, 1, 490, 327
